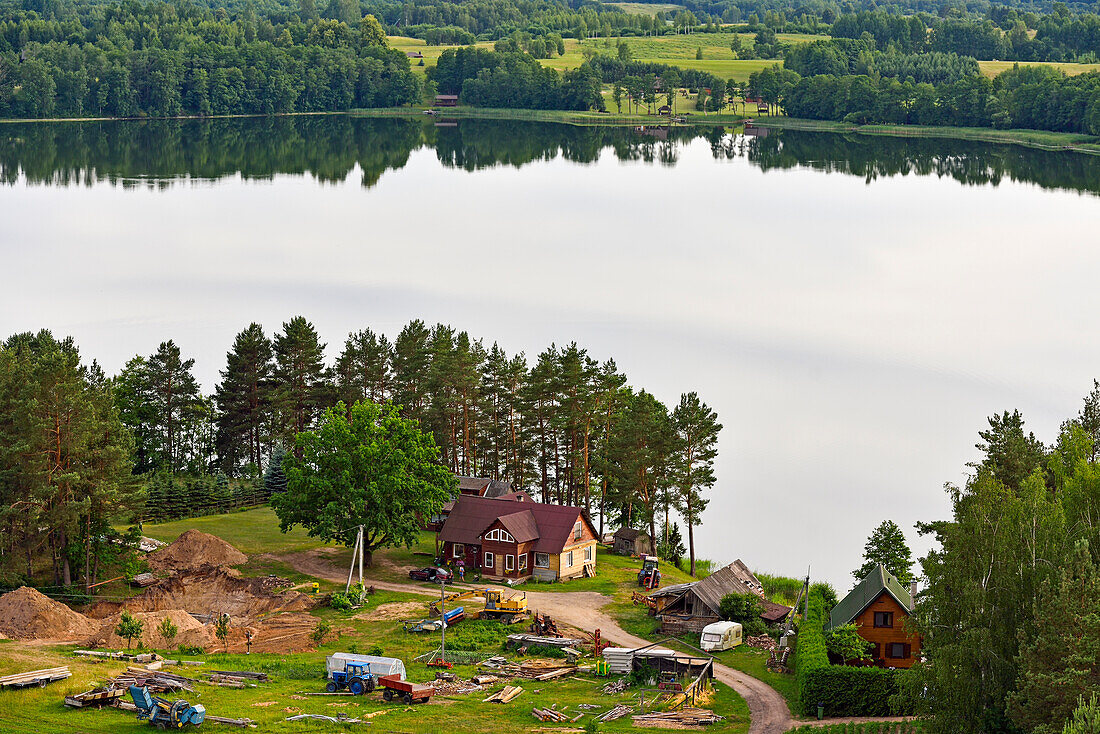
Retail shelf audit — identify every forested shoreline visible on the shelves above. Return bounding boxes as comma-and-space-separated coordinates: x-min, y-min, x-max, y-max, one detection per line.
0, 319, 721, 588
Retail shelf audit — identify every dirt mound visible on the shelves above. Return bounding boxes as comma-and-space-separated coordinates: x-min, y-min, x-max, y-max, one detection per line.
146, 529, 247, 573
87, 567, 315, 621
86, 609, 215, 650
0, 586, 97, 641
356, 602, 427, 622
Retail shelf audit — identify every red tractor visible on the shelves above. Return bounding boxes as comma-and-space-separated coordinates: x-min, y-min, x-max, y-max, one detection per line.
638, 555, 661, 589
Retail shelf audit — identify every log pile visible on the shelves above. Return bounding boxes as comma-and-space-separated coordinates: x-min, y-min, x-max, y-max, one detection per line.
746, 634, 778, 650
485, 660, 577, 680
631, 708, 725, 726
0, 666, 71, 689
483, 685, 524, 703
602, 677, 627, 694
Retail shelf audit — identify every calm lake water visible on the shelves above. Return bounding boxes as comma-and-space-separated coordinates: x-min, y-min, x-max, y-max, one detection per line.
4, 116, 1100, 590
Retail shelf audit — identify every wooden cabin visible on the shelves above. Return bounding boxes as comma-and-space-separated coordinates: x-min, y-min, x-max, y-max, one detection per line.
647, 560, 790, 635
437, 495, 597, 582
434, 94, 459, 107
612, 527, 652, 556
828, 565, 920, 669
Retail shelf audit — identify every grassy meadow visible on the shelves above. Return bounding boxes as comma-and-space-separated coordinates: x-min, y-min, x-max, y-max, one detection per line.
978, 59, 1100, 77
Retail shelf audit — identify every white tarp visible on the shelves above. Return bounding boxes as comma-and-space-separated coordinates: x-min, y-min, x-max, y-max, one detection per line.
325, 654, 406, 680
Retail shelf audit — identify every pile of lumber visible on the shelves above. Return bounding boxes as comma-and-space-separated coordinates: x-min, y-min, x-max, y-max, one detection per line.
483, 685, 524, 703
286, 714, 363, 724
596, 703, 634, 721
64, 688, 124, 708
73, 650, 159, 663
109, 665, 195, 692
205, 670, 269, 688
532, 706, 583, 723
632, 708, 725, 726
506, 633, 582, 649
0, 667, 71, 689
486, 661, 577, 680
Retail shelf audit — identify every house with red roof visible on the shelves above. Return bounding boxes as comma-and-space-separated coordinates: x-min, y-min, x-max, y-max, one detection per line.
437, 494, 598, 582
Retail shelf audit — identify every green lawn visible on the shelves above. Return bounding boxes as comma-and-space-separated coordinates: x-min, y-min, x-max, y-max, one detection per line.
606, 2, 685, 13
978, 59, 1100, 78
0, 581, 749, 733
140, 506, 329, 555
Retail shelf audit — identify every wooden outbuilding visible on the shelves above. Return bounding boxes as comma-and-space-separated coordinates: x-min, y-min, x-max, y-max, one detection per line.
648, 560, 791, 635
434, 94, 459, 107
612, 527, 653, 556
828, 564, 920, 669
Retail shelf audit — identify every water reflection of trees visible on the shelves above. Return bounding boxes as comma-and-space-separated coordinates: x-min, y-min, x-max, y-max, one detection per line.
1, 117, 1097, 196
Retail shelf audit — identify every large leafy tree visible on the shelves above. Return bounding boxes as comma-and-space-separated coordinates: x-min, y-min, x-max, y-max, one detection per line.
671, 391, 721, 577
272, 400, 454, 566
215, 323, 275, 473
852, 519, 914, 585
1008, 541, 1100, 734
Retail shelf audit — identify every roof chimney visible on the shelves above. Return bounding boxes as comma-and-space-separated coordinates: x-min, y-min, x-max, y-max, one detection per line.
909, 580, 917, 611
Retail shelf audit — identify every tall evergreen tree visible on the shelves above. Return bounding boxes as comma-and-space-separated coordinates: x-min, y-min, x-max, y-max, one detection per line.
853, 519, 914, 584
145, 340, 202, 473
392, 319, 431, 420
114, 355, 158, 473
609, 389, 675, 546
671, 391, 721, 577
215, 323, 275, 473
273, 316, 331, 444
335, 328, 392, 409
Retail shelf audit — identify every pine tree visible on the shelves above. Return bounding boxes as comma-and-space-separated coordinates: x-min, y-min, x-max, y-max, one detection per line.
145, 340, 202, 472
264, 445, 288, 497
853, 520, 914, 584
671, 392, 721, 576
609, 390, 675, 547
335, 328, 393, 409
215, 323, 275, 474
392, 319, 431, 421
273, 317, 331, 444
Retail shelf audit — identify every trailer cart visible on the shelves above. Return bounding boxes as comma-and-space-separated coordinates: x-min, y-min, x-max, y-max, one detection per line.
378, 675, 433, 704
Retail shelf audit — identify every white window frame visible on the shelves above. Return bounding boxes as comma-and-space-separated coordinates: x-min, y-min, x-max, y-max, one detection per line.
573, 521, 582, 541
584, 545, 593, 562
566, 551, 574, 568
453, 543, 464, 558
484, 528, 515, 543
484, 552, 494, 569
518, 553, 528, 571
534, 553, 550, 569
505, 554, 515, 572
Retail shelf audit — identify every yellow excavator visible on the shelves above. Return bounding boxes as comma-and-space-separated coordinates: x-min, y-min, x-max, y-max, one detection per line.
430, 588, 528, 623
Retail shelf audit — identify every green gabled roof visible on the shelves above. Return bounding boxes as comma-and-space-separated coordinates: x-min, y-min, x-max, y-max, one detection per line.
827, 564, 913, 630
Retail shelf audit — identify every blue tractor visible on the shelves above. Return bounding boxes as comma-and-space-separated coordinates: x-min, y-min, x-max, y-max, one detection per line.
129, 685, 206, 728
326, 660, 378, 695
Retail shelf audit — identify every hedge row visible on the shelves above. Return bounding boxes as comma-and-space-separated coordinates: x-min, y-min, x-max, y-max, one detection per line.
797, 589, 905, 717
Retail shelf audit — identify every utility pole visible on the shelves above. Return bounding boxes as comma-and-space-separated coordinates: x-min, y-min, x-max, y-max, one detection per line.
346, 525, 365, 602
439, 577, 446, 664
358, 524, 364, 604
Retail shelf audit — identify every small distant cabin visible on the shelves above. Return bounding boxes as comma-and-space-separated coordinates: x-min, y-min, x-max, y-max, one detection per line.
657, 104, 672, 115
828, 564, 920, 669
612, 528, 653, 556
434, 94, 459, 107
757, 102, 769, 113
406, 51, 424, 58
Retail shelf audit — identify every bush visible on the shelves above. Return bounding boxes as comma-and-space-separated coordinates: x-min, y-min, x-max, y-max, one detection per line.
719, 592, 763, 623
329, 592, 353, 611
797, 589, 911, 717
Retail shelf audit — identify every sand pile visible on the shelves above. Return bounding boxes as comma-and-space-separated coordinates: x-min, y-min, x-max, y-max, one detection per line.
356, 602, 427, 622
86, 609, 215, 650
0, 586, 97, 641
87, 567, 315, 621
146, 529, 247, 572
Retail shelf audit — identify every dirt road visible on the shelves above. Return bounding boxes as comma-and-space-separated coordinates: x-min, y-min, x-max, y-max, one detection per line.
278, 549, 795, 733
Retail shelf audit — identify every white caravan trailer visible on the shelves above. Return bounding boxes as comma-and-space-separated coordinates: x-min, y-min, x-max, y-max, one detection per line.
699, 621, 743, 652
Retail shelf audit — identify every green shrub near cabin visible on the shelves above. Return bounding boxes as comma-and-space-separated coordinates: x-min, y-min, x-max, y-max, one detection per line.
797, 588, 910, 717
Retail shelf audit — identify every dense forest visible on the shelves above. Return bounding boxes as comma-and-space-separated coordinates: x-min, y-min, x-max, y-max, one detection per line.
898, 387, 1100, 734
0, 319, 721, 588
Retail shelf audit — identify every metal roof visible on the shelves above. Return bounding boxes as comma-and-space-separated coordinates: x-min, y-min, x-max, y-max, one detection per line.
437, 495, 596, 554
828, 564, 913, 630
690, 560, 766, 616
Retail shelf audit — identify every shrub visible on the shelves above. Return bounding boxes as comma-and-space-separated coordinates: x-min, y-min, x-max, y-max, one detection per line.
114, 611, 144, 650
311, 619, 333, 646
719, 592, 763, 623
797, 589, 911, 717
329, 592, 353, 611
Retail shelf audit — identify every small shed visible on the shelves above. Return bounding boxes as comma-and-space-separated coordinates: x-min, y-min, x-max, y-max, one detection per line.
326, 653, 406, 680
434, 94, 459, 108
406, 51, 424, 58
612, 527, 653, 556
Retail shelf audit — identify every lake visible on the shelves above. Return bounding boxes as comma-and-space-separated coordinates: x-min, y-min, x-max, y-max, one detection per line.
3, 115, 1100, 591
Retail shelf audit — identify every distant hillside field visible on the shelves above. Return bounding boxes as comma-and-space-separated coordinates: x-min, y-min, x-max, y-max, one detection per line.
978, 60, 1100, 78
